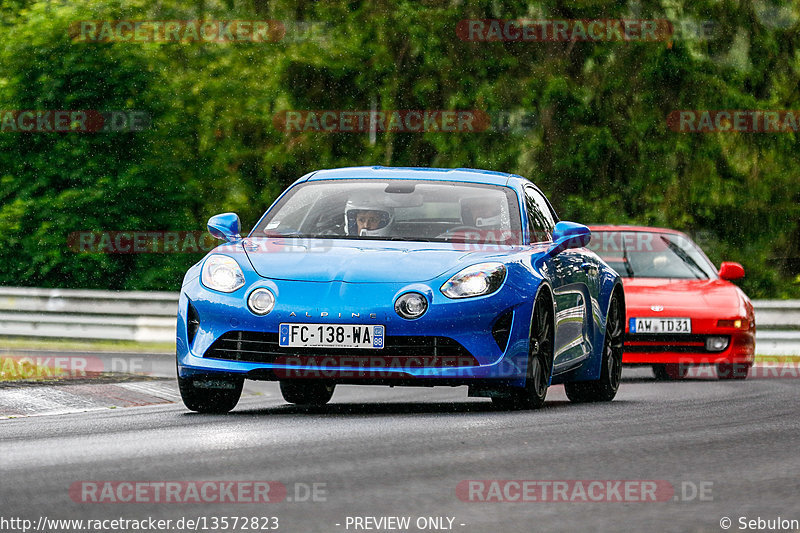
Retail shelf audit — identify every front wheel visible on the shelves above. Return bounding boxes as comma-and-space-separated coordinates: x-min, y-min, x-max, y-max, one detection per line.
565, 291, 624, 403
280, 380, 335, 405
717, 363, 751, 380
178, 374, 243, 413
492, 294, 554, 410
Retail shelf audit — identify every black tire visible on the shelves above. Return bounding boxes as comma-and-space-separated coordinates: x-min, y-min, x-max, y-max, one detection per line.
565, 291, 624, 403
652, 363, 690, 380
717, 363, 751, 380
178, 374, 243, 413
492, 293, 554, 410
280, 380, 335, 405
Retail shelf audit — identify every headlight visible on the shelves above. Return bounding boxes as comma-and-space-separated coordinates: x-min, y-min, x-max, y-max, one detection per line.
440, 262, 506, 299
395, 292, 428, 319
248, 288, 275, 315
201, 254, 245, 293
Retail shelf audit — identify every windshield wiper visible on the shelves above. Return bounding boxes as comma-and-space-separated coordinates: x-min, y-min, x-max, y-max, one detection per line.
660, 236, 706, 279
379, 236, 438, 242
258, 232, 320, 239
621, 235, 635, 278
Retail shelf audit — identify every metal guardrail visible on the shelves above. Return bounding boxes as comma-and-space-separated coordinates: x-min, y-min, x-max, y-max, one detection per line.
0, 287, 798, 354
0, 287, 177, 343
752, 300, 800, 356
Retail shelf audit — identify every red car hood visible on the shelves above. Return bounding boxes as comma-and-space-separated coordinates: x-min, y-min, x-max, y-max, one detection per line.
621, 278, 747, 315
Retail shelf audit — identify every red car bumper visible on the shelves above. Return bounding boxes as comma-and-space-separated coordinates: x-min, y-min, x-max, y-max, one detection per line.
623, 317, 756, 365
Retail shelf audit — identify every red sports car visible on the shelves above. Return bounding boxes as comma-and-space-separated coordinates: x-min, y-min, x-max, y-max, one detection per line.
587, 226, 755, 380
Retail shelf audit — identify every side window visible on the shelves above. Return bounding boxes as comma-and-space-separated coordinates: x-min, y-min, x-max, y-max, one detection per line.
524, 187, 555, 243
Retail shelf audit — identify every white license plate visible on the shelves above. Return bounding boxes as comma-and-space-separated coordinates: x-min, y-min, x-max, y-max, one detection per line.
279, 323, 385, 349
629, 317, 691, 334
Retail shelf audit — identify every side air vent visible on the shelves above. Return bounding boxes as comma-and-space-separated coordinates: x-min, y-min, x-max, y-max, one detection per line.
187, 301, 200, 345
492, 310, 514, 352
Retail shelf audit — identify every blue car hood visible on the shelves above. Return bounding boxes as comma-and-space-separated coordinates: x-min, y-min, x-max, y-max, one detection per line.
242, 238, 513, 283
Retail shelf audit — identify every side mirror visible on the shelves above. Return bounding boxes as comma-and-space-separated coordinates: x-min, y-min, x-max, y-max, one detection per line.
546, 221, 591, 257
207, 213, 241, 242
719, 261, 745, 281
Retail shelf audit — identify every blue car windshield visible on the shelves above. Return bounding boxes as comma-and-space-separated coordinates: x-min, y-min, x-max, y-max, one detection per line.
251, 179, 523, 243
589, 231, 718, 279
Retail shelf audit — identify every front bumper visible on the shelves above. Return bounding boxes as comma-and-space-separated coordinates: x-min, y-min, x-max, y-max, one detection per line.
622, 314, 755, 365
176, 273, 536, 385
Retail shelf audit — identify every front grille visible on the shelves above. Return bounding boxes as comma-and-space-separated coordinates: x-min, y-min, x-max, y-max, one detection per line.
204, 331, 478, 367
624, 334, 728, 353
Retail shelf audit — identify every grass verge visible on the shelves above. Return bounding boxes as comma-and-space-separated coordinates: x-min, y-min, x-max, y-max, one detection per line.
0, 336, 174, 353
0, 356, 69, 382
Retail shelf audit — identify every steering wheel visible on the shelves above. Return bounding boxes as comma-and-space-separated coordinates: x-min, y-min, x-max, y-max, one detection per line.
435, 226, 483, 239
318, 228, 344, 236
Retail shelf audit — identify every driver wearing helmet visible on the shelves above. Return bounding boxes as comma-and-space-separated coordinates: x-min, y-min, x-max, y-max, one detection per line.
344, 198, 394, 237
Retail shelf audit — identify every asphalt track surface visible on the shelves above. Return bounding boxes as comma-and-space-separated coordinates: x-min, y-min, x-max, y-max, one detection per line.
1, 354, 799, 533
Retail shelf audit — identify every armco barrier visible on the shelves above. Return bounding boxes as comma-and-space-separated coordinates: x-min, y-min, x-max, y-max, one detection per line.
0, 287, 177, 343
0, 287, 798, 354
752, 300, 800, 356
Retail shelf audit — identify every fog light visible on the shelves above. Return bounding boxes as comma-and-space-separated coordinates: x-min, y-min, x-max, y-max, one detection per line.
248, 288, 275, 315
705, 336, 729, 352
395, 292, 428, 319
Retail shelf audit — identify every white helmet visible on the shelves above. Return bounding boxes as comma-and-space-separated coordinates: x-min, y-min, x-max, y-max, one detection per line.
344, 198, 394, 237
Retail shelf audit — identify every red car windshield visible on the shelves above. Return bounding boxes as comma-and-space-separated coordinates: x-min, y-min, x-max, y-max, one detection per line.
589, 231, 718, 279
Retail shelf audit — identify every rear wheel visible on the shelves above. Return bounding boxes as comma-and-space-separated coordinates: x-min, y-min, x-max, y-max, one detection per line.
280, 380, 335, 405
565, 291, 624, 403
492, 294, 553, 410
653, 363, 690, 380
178, 374, 243, 413
717, 363, 751, 380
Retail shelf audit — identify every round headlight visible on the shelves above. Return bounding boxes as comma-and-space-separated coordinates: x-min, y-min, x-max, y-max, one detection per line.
395, 292, 428, 319
248, 288, 275, 315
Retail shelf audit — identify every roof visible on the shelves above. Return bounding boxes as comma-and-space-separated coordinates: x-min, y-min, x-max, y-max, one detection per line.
303, 166, 531, 187
587, 224, 687, 235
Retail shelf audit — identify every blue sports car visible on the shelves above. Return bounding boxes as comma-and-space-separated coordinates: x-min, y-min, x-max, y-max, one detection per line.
176, 167, 624, 412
